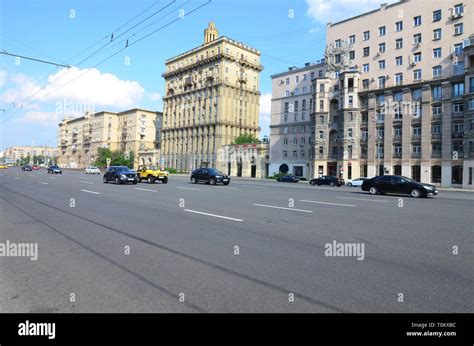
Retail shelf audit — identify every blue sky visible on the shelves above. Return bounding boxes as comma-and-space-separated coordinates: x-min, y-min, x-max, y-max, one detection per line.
0, 0, 390, 151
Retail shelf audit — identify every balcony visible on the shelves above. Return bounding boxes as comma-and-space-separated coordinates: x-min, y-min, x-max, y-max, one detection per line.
431, 152, 442, 159
431, 133, 442, 140
393, 135, 402, 142
411, 134, 421, 141
393, 153, 402, 159
452, 133, 464, 139
411, 152, 421, 159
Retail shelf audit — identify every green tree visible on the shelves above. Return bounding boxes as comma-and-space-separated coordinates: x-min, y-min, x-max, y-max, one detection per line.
94, 148, 134, 168
232, 133, 259, 145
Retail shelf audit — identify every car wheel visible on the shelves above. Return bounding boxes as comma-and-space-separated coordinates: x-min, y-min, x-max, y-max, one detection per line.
317, 183, 321, 186
147, 176, 155, 184
369, 187, 378, 195
223, 182, 229, 185
162, 177, 168, 184
330, 182, 335, 187
133, 181, 137, 185
191, 176, 197, 184
115, 177, 120, 185
411, 189, 421, 198
103, 176, 107, 184
310, 180, 316, 186
210, 178, 216, 185
347, 182, 352, 187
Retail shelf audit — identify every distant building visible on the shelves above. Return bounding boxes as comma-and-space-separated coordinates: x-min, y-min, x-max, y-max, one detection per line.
221, 142, 269, 178
161, 21, 264, 172
57, 108, 162, 169
4, 146, 58, 164
269, 62, 326, 179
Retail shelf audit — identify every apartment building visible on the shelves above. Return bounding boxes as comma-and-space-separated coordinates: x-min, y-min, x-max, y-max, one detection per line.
161, 22, 263, 172
316, 0, 473, 188
269, 62, 326, 178
4, 146, 58, 163
57, 108, 162, 168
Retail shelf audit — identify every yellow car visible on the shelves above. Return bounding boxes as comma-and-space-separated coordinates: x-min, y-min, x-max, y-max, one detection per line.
137, 165, 169, 184
0, 164, 8, 169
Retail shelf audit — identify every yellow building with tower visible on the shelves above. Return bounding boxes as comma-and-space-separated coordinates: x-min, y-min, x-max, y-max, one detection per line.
161, 22, 264, 172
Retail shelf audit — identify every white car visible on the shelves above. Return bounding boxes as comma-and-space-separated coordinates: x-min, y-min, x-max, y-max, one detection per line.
346, 177, 367, 187
85, 166, 101, 174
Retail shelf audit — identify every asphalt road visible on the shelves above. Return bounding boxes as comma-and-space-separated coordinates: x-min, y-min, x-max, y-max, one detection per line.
0, 168, 472, 313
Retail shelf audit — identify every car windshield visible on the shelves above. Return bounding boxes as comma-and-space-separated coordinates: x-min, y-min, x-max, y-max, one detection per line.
148, 166, 159, 170
207, 168, 223, 175
51, 166, 59, 169
116, 166, 132, 172
401, 176, 415, 183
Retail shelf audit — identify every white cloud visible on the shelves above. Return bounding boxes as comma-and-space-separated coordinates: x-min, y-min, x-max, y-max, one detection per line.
148, 92, 162, 101
0, 70, 7, 88
306, 0, 396, 25
0, 67, 146, 112
14, 111, 59, 127
259, 93, 272, 138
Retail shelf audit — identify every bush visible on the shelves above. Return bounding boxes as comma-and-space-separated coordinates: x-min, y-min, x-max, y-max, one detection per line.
268, 172, 287, 180
164, 167, 178, 174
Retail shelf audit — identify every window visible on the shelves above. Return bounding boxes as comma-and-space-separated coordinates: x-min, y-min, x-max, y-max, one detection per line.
432, 105, 442, 116
318, 70, 323, 77
335, 54, 341, 64
285, 90, 290, 97
454, 23, 463, 35
295, 75, 300, 83
469, 98, 474, 110
396, 38, 403, 49
310, 72, 315, 80
453, 123, 464, 133
378, 76, 386, 89
379, 43, 386, 53
319, 131, 324, 139
453, 103, 464, 113
319, 100, 324, 111
395, 56, 403, 66
293, 137, 298, 145
413, 33, 422, 44
432, 86, 442, 99
413, 69, 422, 81
433, 9, 441, 21
379, 26, 386, 36
394, 146, 402, 155
283, 138, 288, 145
378, 60, 385, 69
348, 96, 353, 106
363, 31, 370, 40
302, 86, 307, 93
294, 88, 299, 95
454, 3, 464, 16
433, 28, 442, 40
454, 43, 463, 55
432, 124, 441, 134
319, 84, 324, 92
396, 21, 403, 31
335, 39, 341, 48
412, 89, 422, 100
433, 48, 442, 58
414, 52, 421, 62
303, 74, 307, 81
283, 151, 287, 158
413, 16, 422, 26
413, 127, 421, 135
394, 128, 402, 136
363, 47, 370, 57
453, 83, 464, 97
363, 63, 369, 73
349, 50, 355, 60
395, 73, 403, 86
349, 35, 355, 44
433, 65, 442, 78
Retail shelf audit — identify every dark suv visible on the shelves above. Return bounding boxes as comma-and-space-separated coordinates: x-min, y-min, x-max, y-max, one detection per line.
22, 164, 32, 171
309, 175, 343, 187
362, 175, 438, 198
103, 166, 138, 185
190, 168, 230, 185
47, 165, 62, 174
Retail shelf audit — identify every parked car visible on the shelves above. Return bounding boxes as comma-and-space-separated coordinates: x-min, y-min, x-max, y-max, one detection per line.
22, 165, 32, 171
32, 165, 40, 170
346, 177, 367, 187
190, 168, 230, 185
276, 175, 299, 183
137, 165, 169, 184
361, 175, 438, 198
310, 175, 343, 187
0, 164, 8, 169
85, 166, 101, 174
103, 166, 138, 185
47, 165, 62, 174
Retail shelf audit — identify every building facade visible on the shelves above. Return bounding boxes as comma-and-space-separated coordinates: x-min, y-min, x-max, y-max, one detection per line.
161, 22, 263, 172
4, 146, 58, 163
221, 142, 269, 178
57, 108, 162, 169
269, 62, 326, 179
315, 0, 473, 188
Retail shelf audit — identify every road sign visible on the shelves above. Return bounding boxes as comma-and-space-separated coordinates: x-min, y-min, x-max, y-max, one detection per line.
106, 158, 111, 167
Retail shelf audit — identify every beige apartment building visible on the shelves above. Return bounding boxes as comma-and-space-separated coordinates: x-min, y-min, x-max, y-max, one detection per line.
313, 0, 473, 188
57, 108, 162, 169
161, 22, 263, 172
4, 146, 58, 163
269, 62, 326, 178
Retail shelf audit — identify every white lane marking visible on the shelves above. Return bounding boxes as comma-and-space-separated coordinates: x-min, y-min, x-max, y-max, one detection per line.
81, 189, 101, 195
300, 200, 356, 207
176, 187, 200, 191
38, 181, 48, 185
215, 186, 238, 190
0, 173, 4, 176
253, 203, 313, 213
134, 188, 156, 192
238, 184, 265, 189
336, 196, 388, 203
184, 209, 243, 222
81, 181, 94, 184
14, 177, 21, 179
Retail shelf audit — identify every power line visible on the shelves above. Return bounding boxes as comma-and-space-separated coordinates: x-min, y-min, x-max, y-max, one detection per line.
0, 0, 212, 126
0, 50, 71, 68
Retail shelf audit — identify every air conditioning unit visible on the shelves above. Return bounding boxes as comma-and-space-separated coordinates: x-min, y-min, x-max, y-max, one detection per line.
386, 75, 391, 79
451, 13, 463, 19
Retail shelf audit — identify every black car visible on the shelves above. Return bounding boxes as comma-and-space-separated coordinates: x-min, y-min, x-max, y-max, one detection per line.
310, 175, 343, 187
276, 175, 299, 183
190, 168, 230, 185
361, 175, 438, 198
22, 164, 32, 171
47, 165, 62, 174
103, 166, 138, 185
